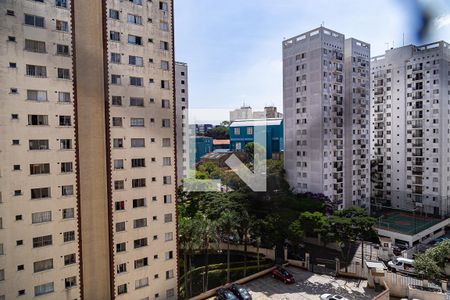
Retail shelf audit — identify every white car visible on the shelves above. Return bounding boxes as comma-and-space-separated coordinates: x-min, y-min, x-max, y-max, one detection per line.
320, 294, 349, 300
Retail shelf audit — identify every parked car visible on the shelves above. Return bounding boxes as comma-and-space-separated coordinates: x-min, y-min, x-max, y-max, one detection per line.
320, 294, 349, 300
215, 288, 239, 300
388, 257, 415, 274
271, 266, 295, 284
230, 284, 252, 300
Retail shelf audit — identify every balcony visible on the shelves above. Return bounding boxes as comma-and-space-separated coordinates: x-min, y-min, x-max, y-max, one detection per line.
412, 167, 423, 175
411, 121, 423, 128
412, 158, 424, 166
412, 186, 423, 194
374, 88, 384, 95
412, 112, 423, 119
412, 150, 423, 157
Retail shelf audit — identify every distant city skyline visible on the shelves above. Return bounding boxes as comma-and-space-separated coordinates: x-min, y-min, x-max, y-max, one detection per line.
175, 0, 450, 111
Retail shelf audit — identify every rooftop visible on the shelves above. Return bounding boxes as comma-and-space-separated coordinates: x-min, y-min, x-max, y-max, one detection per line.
230, 118, 283, 127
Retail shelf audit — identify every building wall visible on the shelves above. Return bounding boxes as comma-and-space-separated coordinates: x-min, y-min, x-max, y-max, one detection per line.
230, 106, 252, 122
0, 0, 178, 299
370, 42, 450, 217
175, 62, 188, 185
283, 27, 370, 209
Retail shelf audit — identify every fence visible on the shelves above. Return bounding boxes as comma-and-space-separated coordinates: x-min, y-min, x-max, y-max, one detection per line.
384, 271, 442, 298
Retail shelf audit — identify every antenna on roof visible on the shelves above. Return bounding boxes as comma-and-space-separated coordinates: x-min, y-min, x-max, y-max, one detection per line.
321, 21, 325, 27
385, 42, 389, 50
402, 33, 405, 46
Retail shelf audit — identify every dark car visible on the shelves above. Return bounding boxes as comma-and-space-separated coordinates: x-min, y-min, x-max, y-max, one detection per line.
215, 288, 239, 300
230, 284, 252, 300
271, 266, 295, 284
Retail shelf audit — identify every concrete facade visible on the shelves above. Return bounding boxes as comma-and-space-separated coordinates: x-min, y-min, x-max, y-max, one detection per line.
230, 105, 253, 122
370, 41, 450, 217
0, 0, 178, 299
175, 62, 188, 185
283, 27, 370, 209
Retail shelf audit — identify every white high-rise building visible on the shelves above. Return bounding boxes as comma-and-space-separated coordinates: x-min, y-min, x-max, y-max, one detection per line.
371, 41, 450, 217
283, 27, 370, 209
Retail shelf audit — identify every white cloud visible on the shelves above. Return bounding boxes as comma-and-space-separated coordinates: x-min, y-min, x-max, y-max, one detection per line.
435, 14, 450, 29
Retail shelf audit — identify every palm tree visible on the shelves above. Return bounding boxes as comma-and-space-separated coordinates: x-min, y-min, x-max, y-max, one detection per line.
218, 210, 238, 283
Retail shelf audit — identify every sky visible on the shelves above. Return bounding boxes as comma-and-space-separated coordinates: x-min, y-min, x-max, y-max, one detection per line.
174, 0, 450, 117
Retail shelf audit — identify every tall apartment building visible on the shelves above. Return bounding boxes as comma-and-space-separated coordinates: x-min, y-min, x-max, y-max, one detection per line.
175, 62, 188, 185
371, 41, 450, 217
0, 0, 178, 299
283, 27, 370, 209
229, 105, 253, 121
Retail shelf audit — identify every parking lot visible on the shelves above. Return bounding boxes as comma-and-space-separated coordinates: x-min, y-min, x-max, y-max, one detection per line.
243, 267, 378, 300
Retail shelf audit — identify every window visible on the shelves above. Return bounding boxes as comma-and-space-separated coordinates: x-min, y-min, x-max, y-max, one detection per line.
8, 36, 16, 42
26, 64, 47, 77
110, 31, 120, 41
111, 52, 121, 63
164, 213, 173, 223
62, 208, 74, 219
234, 128, 240, 135
58, 91, 71, 103
117, 263, 127, 274
163, 194, 172, 204
64, 253, 76, 265
112, 117, 122, 127
159, 1, 168, 11
29, 139, 49, 150
28, 114, 48, 125
247, 127, 253, 135
30, 163, 50, 175
57, 68, 70, 79
63, 231, 75, 242
56, 20, 68, 32
134, 238, 148, 248
130, 0, 142, 4
62, 185, 73, 196
56, 44, 70, 56
127, 14, 142, 25
133, 218, 147, 228
56, 0, 68, 8
114, 159, 124, 170
31, 187, 50, 199
61, 162, 73, 173
128, 35, 142, 45
160, 21, 169, 31
60, 139, 72, 149
163, 176, 171, 185
166, 269, 174, 279
6, 9, 15, 16
165, 232, 173, 241
131, 138, 145, 148
118, 284, 127, 295
9, 62, 17, 68
65, 276, 76, 289
130, 76, 143, 86
134, 257, 148, 269
160, 41, 169, 50
13, 164, 20, 171
129, 55, 143, 66
25, 14, 45, 28
162, 138, 171, 147
112, 96, 122, 106
109, 9, 119, 20
161, 99, 170, 108
130, 118, 144, 127
58, 115, 71, 126
132, 158, 145, 168
135, 277, 149, 289
25, 39, 46, 53
161, 158, 171, 167
116, 242, 126, 252
114, 180, 124, 190
166, 289, 175, 298
133, 198, 146, 208
32, 235, 52, 248
0, 243, 3, 255
32, 211, 52, 224
115, 201, 125, 211
132, 178, 146, 188
113, 138, 124, 148
34, 282, 54, 296
165, 251, 173, 260
130, 97, 144, 106
161, 80, 170, 89
34, 258, 53, 273
162, 119, 171, 127
116, 222, 125, 232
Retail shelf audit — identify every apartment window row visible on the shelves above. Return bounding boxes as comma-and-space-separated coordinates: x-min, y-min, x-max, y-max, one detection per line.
24, 14, 69, 32
112, 117, 172, 128
110, 53, 169, 70
111, 96, 170, 108
113, 136, 172, 149
22, 139, 73, 150
115, 198, 173, 214
25, 65, 71, 79
111, 74, 170, 89
25, 90, 71, 103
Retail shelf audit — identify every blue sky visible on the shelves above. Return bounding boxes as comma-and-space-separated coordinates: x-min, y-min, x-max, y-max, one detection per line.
174, 0, 450, 113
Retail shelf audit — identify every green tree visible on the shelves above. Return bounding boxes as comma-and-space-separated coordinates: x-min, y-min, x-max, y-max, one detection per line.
197, 216, 219, 292
204, 126, 229, 139
298, 211, 327, 237
244, 142, 266, 162
414, 240, 450, 280
328, 208, 376, 270
217, 209, 238, 283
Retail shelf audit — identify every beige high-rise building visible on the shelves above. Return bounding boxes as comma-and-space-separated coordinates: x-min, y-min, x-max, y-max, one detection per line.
0, 0, 178, 299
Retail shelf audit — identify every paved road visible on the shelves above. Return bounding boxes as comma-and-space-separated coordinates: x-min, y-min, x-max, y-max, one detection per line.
244, 267, 378, 300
